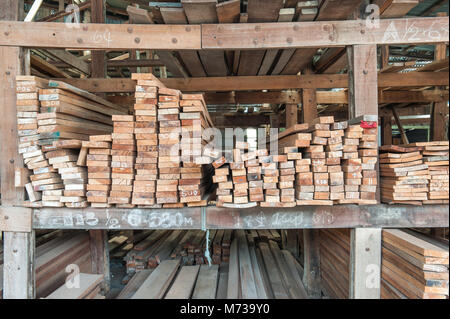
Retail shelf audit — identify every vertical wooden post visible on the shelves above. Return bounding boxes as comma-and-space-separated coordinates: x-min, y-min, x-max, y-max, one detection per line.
87, 0, 110, 295
89, 230, 110, 293
3, 231, 35, 299
349, 228, 381, 299
90, 0, 106, 79
0, 0, 26, 205
302, 229, 321, 298
381, 115, 392, 145
302, 69, 318, 123
1, 0, 35, 299
347, 45, 378, 118
285, 104, 298, 128
430, 12, 448, 141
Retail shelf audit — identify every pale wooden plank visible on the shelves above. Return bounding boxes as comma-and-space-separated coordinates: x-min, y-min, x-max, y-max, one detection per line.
227, 239, 240, 298
132, 259, 180, 299
46, 273, 103, 299
236, 230, 258, 298
165, 265, 200, 299
192, 264, 219, 299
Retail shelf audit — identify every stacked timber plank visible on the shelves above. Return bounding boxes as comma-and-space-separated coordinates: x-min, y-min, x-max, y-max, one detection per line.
132, 78, 159, 207
278, 116, 378, 205
51, 140, 88, 208
379, 145, 429, 204
301, 116, 336, 205
156, 83, 182, 207
38, 83, 115, 143
46, 274, 104, 299
16, 76, 58, 207
381, 229, 449, 299
124, 230, 232, 274
17, 77, 127, 208
118, 229, 307, 299
180, 93, 215, 206
410, 142, 449, 204
85, 135, 112, 208
339, 120, 378, 204
109, 115, 136, 207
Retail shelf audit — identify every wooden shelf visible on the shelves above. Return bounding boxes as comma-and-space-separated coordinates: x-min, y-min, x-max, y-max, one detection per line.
32, 204, 449, 230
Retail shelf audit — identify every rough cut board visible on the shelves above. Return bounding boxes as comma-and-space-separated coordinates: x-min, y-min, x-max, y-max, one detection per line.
383, 229, 449, 258
165, 265, 200, 299
45, 273, 103, 299
192, 264, 219, 299
132, 259, 180, 299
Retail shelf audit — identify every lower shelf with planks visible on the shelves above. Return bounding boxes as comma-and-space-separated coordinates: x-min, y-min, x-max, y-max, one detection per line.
111, 229, 308, 299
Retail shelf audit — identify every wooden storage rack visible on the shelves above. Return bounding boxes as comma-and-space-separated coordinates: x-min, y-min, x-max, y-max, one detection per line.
0, 0, 448, 299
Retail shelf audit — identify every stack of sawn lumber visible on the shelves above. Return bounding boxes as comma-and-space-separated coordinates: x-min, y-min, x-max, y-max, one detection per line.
277, 115, 378, 205
118, 229, 307, 299
379, 144, 430, 204
381, 229, 449, 299
179, 93, 215, 206
85, 135, 113, 207
17, 76, 127, 208
16, 76, 61, 207
123, 229, 233, 274
409, 141, 449, 204
130, 73, 214, 208
213, 141, 296, 208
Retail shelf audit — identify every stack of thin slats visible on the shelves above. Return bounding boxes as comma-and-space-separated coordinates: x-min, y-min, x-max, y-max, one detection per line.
109, 115, 136, 207
341, 124, 364, 203
50, 140, 88, 208
381, 229, 449, 299
132, 77, 159, 207
327, 121, 346, 202
16, 76, 60, 207
359, 125, 378, 202
180, 93, 214, 206
410, 142, 449, 204
85, 135, 112, 208
379, 145, 429, 204
37, 86, 113, 143
261, 153, 296, 207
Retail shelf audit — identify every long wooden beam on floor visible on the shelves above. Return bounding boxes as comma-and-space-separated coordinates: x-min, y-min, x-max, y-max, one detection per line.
53, 71, 448, 93
0, 17, 448, 50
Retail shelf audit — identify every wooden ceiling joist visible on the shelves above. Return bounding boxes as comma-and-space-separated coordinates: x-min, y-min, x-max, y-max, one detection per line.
55, 71, 449, 93
160, 6, 207, 77
182, 0, 228, 76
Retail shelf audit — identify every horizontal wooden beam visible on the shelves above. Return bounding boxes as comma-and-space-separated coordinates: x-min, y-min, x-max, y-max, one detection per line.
32, 205, 449, 230
0, 21, 201, 50
0, 17, 448, 50
51, 59, 165, 69
206, 91, 301, 104
55, 72, 449, 92
206, 90, 449, 105
202, 17, 449, 49
0, 207, 33, 232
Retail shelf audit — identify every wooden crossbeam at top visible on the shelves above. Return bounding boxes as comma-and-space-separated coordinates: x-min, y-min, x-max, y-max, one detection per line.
55, 71, 449, 92
0, 17, 448, 50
